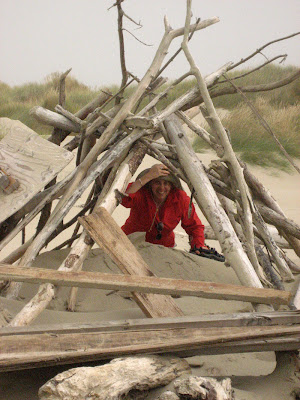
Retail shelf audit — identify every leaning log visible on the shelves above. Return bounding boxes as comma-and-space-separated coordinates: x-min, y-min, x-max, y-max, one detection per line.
79, 207, 184, 317
165, 115, 263, 289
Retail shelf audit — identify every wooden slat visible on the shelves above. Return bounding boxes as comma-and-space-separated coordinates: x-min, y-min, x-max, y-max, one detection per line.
0, 263, 291, 305
0, 120, 73, 223
1, 310, 299, 336
1, 324, 299, 371
79, 207, 184, 318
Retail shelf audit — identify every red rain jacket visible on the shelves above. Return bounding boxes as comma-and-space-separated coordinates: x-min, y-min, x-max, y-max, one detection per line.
121, 184, 205, 248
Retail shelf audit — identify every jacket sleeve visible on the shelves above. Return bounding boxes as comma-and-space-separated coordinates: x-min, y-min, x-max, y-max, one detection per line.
121, 183, 142, 208
180, 191, 205, 248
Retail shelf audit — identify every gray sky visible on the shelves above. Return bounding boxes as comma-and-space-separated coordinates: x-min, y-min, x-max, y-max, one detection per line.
1, 0, 299, 88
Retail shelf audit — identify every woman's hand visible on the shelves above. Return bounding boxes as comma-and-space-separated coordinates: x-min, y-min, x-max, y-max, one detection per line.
125, 164, 169, 195
148, 164, 169, 180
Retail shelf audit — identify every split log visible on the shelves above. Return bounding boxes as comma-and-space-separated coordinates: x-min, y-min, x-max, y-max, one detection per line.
173, 376, 233, 400
0, 264, 291, 305
38, 356, 191, 400
79, 207, 184, 317
165, 115, 263, 289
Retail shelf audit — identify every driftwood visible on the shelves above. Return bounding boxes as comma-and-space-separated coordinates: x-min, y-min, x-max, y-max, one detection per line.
0, 263, 291, 305
38, 356, 191, 400
165, 115, 263, 289
2, 316, 299, 371
79, 207, 184, 317
173, 375, 233, 400
0, 0, 298, 344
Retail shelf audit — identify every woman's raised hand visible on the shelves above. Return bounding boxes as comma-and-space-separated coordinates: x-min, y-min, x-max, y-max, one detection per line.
149, 164, 169, 179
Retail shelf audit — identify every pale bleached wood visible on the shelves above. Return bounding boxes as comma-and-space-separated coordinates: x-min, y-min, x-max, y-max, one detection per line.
79, 207, 184, 318
38, 356, 191, 400
0, 170, 75, 252
174, 376, 233, 400
0, 121, 73, 223
165, 115, 263, 290
0, 264, 291, 305
293, 280, 300, 309
10, 18, 219, 305
1, 323, 299, 371
149, 63, 232, 128
30, 106, 82, 133
5, 130, 145, 302
7, 141, 149, 325
3, 310, 299, 335
47, 17, 219, 228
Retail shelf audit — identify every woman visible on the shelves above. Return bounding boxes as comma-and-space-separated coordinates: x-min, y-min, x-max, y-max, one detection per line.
121, 164, 225, 262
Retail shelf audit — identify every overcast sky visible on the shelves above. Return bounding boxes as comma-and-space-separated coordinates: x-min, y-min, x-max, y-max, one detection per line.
0, 0, 299, 88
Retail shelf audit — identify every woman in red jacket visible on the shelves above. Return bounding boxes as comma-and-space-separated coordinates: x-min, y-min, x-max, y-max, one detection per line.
121, 164, 225, 262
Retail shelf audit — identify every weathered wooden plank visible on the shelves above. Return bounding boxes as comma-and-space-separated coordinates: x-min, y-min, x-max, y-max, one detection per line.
0, 120, 73, 223
0, 264, 291, 305
1, 310, 299, 336
79, 207, 184, 318
1, 324, 299, 371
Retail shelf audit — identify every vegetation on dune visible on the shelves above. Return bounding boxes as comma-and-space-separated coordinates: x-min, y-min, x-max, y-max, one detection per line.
0, 65, 299, 169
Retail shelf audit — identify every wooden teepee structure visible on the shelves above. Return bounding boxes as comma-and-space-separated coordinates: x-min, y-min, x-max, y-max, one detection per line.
0, 0, 299, 370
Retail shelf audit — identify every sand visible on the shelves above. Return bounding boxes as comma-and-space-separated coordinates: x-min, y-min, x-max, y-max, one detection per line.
0, 139, 299, 399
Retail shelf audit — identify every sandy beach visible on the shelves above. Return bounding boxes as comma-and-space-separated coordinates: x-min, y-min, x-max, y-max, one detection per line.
0, 132, 299, 399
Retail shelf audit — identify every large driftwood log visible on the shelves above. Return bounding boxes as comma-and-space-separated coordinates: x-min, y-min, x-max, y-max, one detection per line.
181, 6, 268, 285
38, 356, 191, 400
7, 141, 148, 325
5, 130, 145, 302
165, 115, 262, 289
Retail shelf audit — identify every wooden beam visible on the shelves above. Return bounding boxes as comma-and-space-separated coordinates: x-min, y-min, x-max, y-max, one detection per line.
1, 323, 299, 371
2, 310, 299, 336
0, 264, 291, 305
78, 207, 184, 318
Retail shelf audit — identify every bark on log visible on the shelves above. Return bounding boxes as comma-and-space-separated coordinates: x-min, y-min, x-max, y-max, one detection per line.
165, 115, 263, 289
38, 356, 191, 400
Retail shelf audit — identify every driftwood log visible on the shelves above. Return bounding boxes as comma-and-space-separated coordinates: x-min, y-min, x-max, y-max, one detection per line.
38, 355, 191, 400
0, 1, 299, 328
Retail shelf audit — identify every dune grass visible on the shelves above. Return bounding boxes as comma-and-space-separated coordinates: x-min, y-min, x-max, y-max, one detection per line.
0, 65, 299, 169
193, 97, 300, 170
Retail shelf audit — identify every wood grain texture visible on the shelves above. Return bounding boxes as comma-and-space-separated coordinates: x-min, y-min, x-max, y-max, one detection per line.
0, 263, 291, 305
0, 120, 73, 223
79, 207, 184, 318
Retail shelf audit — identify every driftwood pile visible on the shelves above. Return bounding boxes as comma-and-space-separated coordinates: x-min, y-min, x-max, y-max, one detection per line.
0, 0, 299, 396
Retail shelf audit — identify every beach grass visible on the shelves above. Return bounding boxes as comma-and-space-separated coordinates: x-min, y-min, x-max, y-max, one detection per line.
0, 65, 299, 169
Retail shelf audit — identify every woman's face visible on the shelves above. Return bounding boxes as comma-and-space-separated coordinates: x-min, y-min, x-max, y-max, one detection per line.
150, 179, 172, 204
